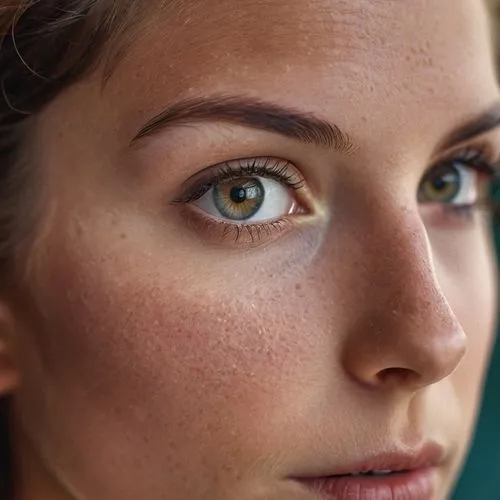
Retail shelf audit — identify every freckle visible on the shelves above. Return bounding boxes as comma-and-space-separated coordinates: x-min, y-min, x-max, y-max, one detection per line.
295, 283, 302, 291
120, 233, 127, 240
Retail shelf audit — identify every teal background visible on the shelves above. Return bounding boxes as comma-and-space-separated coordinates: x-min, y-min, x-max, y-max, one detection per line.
454, 337, 500, 499
453, 224, 500, 500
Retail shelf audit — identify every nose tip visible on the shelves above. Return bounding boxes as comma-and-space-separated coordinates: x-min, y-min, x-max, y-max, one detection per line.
342, 291, 468, 392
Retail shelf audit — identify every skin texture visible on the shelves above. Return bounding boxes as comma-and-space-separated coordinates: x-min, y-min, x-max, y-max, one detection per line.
0, 0, 498, 499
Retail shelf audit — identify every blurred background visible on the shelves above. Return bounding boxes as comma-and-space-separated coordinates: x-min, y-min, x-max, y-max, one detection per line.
454, 251, 500, 498
453, 252, 500, 498
453, 5, 500, 497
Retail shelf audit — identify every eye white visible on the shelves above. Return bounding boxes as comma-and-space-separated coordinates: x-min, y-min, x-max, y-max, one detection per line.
193, 177, 294, 222
451, 164, 478, 205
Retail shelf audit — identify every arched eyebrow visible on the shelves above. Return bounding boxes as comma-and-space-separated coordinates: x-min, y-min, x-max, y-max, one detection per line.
131, 94, 356, 154
437, 103, 500, 152
131, 96, 500, 155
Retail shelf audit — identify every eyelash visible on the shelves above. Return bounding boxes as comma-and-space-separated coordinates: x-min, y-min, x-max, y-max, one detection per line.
452, 146, 499, 177
175, 157, 304, 204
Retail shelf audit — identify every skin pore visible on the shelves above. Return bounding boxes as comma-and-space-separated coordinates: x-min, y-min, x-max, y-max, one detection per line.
0, 0, 498, 499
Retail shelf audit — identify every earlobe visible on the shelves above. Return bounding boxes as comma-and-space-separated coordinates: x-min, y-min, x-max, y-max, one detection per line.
0, 301, 19, 397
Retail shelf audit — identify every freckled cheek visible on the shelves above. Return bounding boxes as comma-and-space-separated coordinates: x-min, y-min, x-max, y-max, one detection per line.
25, 248, 333, 473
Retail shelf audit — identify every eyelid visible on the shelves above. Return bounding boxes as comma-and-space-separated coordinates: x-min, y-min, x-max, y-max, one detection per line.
430, 136, 500, 178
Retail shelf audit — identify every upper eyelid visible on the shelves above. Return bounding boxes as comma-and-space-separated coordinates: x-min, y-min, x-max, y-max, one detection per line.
182, 157, 301, 182
430, 129, 500, 166
424, 146, 498, 183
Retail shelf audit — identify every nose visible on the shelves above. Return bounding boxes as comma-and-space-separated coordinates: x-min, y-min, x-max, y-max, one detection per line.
340, 204, 467, 392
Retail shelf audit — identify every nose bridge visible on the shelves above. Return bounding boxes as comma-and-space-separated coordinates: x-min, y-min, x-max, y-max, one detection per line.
341, 198, 467, 391
367, 206, 441, 316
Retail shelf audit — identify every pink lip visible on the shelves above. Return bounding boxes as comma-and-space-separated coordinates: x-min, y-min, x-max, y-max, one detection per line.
293, 443, 444, 500
298, 468, 436, 500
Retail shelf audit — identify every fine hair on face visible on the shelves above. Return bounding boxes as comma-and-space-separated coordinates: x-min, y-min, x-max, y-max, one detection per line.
0, 1, 498, 500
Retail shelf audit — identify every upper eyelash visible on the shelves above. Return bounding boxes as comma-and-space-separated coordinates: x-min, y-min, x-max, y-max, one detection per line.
174, 158, 305, 204
443, 146, 500, 177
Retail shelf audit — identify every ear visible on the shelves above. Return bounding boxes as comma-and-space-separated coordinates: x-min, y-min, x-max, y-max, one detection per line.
0, 300, 19, 397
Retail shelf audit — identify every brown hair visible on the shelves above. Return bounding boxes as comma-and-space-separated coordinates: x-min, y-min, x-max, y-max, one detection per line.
0, 0, 144, 495
0, 1, 146, 268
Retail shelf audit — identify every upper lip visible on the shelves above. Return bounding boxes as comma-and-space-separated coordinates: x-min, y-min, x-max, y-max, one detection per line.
294, 442, 445, 478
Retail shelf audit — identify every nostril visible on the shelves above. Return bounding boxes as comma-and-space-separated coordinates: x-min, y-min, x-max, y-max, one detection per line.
377, 367, 421, 386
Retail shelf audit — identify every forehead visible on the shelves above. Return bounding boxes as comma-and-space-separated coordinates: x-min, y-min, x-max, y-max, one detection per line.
92, 0, 497, 150
121, 0, 491, 82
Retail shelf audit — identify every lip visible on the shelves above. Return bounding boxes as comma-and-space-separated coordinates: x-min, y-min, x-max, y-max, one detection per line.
297, 468, 437, 500
293, 443, 444, 500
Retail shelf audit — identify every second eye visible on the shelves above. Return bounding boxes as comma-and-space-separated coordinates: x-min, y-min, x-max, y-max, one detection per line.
418, 162, 478, 206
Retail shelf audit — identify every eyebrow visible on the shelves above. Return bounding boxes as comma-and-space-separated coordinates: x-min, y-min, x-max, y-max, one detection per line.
438, 103, 500, 151
131, 94, 356, 153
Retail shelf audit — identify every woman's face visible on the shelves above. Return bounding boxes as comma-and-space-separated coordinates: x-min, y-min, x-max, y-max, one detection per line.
4, 1, 498, 499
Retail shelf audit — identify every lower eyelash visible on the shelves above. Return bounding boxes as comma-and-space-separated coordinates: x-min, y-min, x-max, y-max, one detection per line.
184, 207, 294, 247
217, 219, 292, 245
222, 220, 283, 243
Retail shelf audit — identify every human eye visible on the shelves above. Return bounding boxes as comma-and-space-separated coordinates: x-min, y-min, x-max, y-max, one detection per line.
418, 147, 499, 221
174, 157, 309, 246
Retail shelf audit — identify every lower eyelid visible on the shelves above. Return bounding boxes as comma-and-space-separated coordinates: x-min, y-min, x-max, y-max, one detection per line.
180, 206, 296, 248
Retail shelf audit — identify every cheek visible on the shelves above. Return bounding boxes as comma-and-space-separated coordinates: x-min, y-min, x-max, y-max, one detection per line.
13, 222, 332, 496
435, 226, 497, 436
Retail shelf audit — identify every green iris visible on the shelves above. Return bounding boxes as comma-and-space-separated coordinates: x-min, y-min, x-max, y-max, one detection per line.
419, 163, 461, 203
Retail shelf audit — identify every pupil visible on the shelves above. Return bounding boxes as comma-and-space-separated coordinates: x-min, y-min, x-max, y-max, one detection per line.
433, 178, 447, 191
230, 187, 248, 203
